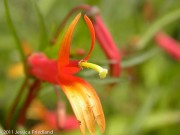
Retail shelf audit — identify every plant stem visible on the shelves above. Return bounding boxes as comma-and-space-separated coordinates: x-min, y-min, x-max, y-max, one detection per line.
16, 79, 41, 125
6, 77, 29, 129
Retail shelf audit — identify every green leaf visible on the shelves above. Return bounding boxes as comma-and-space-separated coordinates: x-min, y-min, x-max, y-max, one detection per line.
137, 8, 180, 49
32, 0, 49, 51
4, 0, 25, 62
121, 47, 159, 68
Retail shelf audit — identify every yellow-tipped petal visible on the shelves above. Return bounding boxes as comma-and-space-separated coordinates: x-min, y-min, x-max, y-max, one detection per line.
75, 86, 96, 135
79, 80, 106, 133
61, 83, 95, 135
62, 86, 86, 135
59, 76, 105, 135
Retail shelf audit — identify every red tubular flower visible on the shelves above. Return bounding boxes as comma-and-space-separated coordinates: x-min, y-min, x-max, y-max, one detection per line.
93, 14, 121, 77
155, 32, 180, 61
28, 100, 79, 131
44, 112, 79, 131
28, 13, 107, 135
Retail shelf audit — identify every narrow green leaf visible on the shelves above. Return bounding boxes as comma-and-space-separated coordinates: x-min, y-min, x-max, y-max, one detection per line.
37, 0, 57, 16
88, 48, 158, 68
86, 77, 128, 84
137, 8, 180, 49
121, 47, 159, 68
32, 0, 49, 51
143, 111, 180, 131
4, 0, 25, 62
128, 88, 160, 135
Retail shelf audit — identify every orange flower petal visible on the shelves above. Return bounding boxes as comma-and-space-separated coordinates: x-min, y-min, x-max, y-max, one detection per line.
83, 15, 95, 61
58, 13, 81, 69
61, 85, 94, 135
78, 79, 106, 133
59, 76, 105, 135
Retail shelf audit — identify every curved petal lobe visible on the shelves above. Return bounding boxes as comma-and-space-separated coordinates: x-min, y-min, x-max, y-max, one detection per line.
83, 15, 95, 61
58, 13, 81, 69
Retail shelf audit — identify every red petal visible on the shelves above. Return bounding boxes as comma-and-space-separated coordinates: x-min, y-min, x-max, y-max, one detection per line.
28, 53, 59, 84
28, 53, 81, 84
66, 60, 81, 74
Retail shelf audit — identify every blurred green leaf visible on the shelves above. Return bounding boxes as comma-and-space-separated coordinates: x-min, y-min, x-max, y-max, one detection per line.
32, 0, 49, 51
122, 47, 159, 68
137, 8, 180, 49
3, 0, 25, 62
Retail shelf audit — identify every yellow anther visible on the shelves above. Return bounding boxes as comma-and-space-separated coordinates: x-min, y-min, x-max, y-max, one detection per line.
79, 61, 108, 79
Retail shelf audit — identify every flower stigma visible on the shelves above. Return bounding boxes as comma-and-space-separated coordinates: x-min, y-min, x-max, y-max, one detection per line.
79, 61, 108, 79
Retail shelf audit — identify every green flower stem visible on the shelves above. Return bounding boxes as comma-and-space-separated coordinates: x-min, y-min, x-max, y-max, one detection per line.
137, 8, 180, 49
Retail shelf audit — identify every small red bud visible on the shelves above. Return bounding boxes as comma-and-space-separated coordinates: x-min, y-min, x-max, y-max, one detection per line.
155, 32, 180, 61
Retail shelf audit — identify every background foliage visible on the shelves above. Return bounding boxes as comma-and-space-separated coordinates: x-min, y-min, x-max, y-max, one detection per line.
0, 0, 180, 135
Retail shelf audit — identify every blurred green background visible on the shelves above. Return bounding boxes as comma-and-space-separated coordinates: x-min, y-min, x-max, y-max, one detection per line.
0, 0, 180, 135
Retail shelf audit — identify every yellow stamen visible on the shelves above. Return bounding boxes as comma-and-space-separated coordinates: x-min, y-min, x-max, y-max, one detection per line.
79, 61, 108, 79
